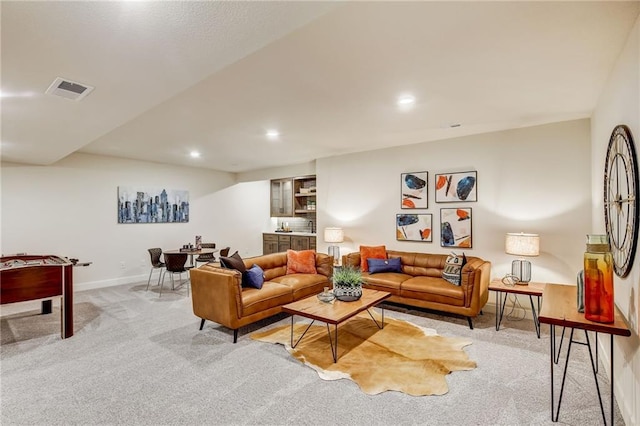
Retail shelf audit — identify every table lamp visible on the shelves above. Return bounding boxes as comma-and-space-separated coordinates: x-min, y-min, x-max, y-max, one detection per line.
324, 227, 344, 266
505, 232, 540, 284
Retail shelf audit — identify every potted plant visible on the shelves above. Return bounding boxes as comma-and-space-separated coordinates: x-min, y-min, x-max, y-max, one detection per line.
332, 266, 363, 301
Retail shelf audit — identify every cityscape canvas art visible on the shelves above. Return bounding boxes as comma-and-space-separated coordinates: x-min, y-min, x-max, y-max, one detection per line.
117, 186, 189, 223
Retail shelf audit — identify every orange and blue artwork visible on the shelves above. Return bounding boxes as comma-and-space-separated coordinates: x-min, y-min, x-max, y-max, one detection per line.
435, 171, 477, 203
396, 214, 433, 242
440, 208, 472, 248
401, 172, 428, 209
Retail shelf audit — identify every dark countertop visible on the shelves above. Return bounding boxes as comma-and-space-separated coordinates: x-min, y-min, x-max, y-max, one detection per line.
263, 231, 316, 237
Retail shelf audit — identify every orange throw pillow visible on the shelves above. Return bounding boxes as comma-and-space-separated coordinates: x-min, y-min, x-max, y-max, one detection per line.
286, 249, 317, 274
360, 245, 387, 272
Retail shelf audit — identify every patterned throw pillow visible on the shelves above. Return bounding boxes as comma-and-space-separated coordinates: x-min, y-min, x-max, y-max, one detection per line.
442, 252, 467, 286
242, 264, 265, 289
220, 251, 247, 273
360, 245, 387, 272
286, 249, 317, 274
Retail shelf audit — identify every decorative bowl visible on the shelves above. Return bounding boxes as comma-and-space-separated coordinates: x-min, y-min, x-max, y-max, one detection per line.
333, 286, 363, 302
317, 291, 335, 303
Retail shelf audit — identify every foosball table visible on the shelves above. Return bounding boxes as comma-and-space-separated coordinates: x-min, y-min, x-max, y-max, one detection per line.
1, 254, 74, 338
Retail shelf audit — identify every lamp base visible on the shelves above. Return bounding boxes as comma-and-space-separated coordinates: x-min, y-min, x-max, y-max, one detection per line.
328, 246, 340, 266
511, 259, 531, 284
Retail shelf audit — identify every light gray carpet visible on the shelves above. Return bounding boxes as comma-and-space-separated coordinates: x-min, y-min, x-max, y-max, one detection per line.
1, 282, 625, 425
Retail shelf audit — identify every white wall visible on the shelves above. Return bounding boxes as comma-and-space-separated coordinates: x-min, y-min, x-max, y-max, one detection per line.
592, 15, 640, 426
2, 19, 637, 420
316, 119, 592, 285
0, 153, 270, 289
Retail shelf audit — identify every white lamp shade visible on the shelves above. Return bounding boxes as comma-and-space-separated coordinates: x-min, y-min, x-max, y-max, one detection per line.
505, 233, 540, 257
324, 227, 344, 243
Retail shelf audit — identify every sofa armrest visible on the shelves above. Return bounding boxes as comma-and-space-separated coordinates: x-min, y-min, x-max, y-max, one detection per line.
342, 252, 361, 269
190, 265, 243, 329
315, 253, 333, 277
460, 258, 491, 311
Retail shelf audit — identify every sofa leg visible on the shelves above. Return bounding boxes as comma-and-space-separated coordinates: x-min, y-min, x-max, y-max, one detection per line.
233, 329, 238, 343
467, 317, 474, 329
480, 310, 484, 315
199, 318, 205, 330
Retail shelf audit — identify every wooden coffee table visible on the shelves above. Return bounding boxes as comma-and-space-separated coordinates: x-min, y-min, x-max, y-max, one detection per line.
282, 288, 391, 362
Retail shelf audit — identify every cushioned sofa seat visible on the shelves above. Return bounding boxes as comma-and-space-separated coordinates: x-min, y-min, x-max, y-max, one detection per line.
360, 272, 412, 296
343, 249, 490, 328
190, 251, 332, 342
271, 274, 330, 300
240, 282, 293, 317
400, 277, 465, 306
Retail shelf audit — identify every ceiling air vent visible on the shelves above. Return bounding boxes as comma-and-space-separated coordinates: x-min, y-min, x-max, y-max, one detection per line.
45, 77, 94, 101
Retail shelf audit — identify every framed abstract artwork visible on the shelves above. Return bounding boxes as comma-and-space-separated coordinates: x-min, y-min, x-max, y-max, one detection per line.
396, 214, 433, 242
440, 208, 472, 248
435, 171, 477, 203
117, 186, 189, 223
401, 172, 428, 209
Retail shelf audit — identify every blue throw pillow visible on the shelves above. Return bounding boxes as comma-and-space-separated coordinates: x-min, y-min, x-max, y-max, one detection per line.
242, 264, 265, 289
367, 257, 402, 274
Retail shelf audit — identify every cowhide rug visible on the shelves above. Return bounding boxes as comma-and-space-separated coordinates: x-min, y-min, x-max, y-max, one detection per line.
251, 313, 476, 396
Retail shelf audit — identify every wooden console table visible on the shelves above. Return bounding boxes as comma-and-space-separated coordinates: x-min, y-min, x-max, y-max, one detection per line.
538, 283, 630, 425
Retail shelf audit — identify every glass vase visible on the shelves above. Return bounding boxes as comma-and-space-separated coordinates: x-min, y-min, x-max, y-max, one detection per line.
583, 234, 614, 323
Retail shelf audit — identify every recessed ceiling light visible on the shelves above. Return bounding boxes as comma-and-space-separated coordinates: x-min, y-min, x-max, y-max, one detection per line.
190, 151, 201, 158
266, 130, 280, 139
0, 90, 37, 98
397, 95, 416, 107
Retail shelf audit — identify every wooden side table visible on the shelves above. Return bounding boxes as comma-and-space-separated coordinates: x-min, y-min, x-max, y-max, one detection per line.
489, 279, 545, 337
539, 284, 631, 425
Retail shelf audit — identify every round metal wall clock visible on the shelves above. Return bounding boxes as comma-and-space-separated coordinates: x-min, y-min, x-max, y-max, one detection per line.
603, 124, 639, 278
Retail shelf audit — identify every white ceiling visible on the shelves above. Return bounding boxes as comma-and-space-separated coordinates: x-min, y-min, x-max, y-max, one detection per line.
2, 1, 639, 173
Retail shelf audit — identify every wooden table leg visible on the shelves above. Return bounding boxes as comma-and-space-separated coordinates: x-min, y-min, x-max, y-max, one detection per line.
62, 265, 73, 338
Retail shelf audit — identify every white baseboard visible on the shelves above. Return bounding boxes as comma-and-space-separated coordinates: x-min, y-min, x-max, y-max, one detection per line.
75, 274, 147, 292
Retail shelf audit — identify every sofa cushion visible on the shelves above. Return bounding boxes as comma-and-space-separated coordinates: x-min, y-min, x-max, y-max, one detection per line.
242, 264, 265, 289
220, 251, 247, 273
368, 257, 402, 274
271, 273, 329, 300
286, 249, 317, 274
362, 271, 412, 296
442, 252, 467, 285
401, 276, 465, 306
360, 245, 387, 272
240, 281, 293, 317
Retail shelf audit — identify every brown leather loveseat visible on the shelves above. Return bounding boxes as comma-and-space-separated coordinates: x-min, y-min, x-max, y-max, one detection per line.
342, 250, 491, 328
190, 252, 332, 342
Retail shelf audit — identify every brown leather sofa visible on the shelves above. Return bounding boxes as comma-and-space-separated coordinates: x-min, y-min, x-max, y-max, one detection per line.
342, 250, 491, 328
190, 252, 332, 342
